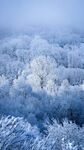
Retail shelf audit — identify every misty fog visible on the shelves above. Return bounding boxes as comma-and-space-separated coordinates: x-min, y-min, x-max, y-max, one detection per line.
0, 0, 84, 31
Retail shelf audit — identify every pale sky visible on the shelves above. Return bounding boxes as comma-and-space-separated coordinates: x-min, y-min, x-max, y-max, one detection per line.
0, 0, 84, 30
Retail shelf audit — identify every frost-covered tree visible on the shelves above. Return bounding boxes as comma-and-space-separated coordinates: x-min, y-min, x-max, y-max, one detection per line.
15, 49, 30, 63
11, 76, 32, 99
39, 121, 84, 150
0, 116, 40, 150
26, 55, 57, 92
59, 79, 70, 92
0, 75, 10, 98
29, 36, 50, 58
45, 79, 57, 95
0, 35, 31, 57
6, 61, 24, 81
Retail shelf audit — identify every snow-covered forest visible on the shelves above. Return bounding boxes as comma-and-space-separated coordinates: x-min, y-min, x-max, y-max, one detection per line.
0, 27, 84, 149
0, 0, 84, 149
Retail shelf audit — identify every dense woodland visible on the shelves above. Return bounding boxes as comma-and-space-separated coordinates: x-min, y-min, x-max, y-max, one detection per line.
0, 27, 84, 149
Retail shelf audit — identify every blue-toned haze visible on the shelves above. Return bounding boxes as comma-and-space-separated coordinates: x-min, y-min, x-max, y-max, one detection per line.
0, 0, 84, 30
